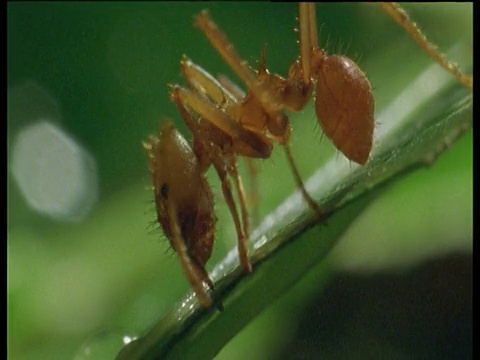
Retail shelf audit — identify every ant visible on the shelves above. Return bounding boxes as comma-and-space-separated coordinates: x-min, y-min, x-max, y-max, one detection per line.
145, 3, 472, 308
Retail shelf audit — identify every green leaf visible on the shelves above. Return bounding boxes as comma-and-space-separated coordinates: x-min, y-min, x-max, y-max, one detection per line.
116, 50, 472, 360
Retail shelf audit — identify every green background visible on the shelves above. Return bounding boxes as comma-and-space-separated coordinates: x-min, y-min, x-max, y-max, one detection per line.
8, 3, 472, 359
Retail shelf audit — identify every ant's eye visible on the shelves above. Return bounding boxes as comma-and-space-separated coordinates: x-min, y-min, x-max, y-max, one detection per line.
160, 183, 169, 199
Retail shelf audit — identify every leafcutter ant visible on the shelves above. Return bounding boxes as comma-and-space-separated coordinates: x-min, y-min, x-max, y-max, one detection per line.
146, 3, 472, 308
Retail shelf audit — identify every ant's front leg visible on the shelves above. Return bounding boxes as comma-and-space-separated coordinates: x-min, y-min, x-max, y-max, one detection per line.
171, 85, 272, 159
180, 56, 238, 108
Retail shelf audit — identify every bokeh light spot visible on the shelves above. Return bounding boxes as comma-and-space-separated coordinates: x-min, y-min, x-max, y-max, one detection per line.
11, 121, 99, 222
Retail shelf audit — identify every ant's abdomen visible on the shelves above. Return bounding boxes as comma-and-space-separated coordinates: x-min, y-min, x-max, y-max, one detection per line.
315, 55, 374, 165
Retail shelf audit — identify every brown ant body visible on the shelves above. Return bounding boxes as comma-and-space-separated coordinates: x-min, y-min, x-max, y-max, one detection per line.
145, 3, 472, 308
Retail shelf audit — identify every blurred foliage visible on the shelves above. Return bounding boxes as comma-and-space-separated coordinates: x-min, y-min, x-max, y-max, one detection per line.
8, 3, 471, 360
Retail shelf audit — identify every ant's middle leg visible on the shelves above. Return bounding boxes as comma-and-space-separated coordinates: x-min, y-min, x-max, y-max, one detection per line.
227, 160, 250, 246
213, 159, 252, 273
171, 87, 253, 273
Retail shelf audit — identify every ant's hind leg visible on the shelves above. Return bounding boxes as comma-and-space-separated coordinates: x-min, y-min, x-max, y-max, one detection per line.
378, 2, 472, 89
